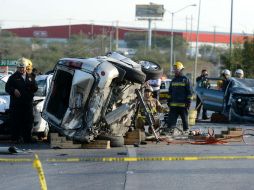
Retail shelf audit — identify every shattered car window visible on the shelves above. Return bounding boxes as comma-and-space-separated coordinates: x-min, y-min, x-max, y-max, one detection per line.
0, 80, 8, 95
35, 79, 47, 97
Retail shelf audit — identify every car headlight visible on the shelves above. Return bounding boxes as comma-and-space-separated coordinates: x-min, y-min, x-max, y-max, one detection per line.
35, 101, 44, 112
237, 98, 242, 103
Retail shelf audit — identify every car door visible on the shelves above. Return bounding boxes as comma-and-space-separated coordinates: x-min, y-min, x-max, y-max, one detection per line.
196, 78, 224, 112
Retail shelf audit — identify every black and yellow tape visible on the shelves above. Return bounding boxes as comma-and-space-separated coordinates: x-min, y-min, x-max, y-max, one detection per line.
1, 155, 254, 163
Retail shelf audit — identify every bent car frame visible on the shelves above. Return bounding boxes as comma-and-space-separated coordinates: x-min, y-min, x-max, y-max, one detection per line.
42, 52, 162, 145
196, 77, 254, 123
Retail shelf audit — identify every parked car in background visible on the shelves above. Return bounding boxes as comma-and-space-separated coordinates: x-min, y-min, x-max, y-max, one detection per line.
32, 74, 53, 138
196, 77, 254, 123
0, 74, 52, 138
0, 75, 11, 134
159, 78, 171, 103
42, 52, 163, 146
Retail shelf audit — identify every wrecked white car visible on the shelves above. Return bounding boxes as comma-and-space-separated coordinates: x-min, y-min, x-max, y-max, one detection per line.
42, 52, 162, 146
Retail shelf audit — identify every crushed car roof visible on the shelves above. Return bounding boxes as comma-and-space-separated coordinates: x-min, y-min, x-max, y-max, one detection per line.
230, 78, 254, 95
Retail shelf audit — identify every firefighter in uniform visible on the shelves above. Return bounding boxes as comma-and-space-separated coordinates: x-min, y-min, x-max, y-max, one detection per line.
196, 69, 210, 120
5, 58, 38, 143
167, 61, 192, 133
136, 86, 166, 134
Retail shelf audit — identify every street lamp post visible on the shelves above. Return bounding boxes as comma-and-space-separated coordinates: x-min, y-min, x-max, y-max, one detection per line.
169, 4, 196, 74
194, 0, 201, 85
229, 0, 234, 58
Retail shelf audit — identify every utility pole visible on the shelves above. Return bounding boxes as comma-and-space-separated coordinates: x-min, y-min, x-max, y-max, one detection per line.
213, 25, 216, 51
229, 0, 234, 57
190, 15, 193, 48
194, 0, 202, 86
115, 21, 119, 51
109, 31, 112, 52
148, 18, 152, 50
90, 20, 94, 40
186, 16, 188, 42
67, 18, 72, 39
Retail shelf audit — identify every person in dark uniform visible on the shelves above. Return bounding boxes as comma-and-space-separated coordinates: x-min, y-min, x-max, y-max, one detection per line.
195, 69, 210, 120
167, 61, 192, 134
5, 58, 38, 143
221, 69, 234, 113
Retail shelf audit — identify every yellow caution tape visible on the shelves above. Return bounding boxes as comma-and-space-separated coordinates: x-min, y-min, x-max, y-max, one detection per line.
33, 154, 47, 190
47, 155, 254, 162
1, 155, 254, 163
0, 158, 32, 162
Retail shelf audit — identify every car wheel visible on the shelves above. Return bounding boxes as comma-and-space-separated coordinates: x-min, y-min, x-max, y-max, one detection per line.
97, 135, 124, 147
113, 64, 146, 84
139, 60, 163, 80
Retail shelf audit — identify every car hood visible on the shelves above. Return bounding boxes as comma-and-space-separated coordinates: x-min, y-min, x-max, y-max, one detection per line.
230, 78, 254, 95
0, 96, 10, 113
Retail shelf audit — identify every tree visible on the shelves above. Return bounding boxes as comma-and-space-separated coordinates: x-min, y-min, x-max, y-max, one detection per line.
221, 38, 254, 78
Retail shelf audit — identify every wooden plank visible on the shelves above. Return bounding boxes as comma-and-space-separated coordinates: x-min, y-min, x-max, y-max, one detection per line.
124, 129, 141, 145
229, 127, 243, 131
222, 135, 243, 142
82, 140, 110, 149
228, 130, 243, 136
124, 139, 140, 145
125, 129, 141, 139
50, 142, 82, 149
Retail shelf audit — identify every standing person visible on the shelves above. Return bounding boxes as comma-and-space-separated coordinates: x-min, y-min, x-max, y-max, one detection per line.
234, 69, 244, 79
5, 58, 38, 143
221, 69, 232, 91
221, 69, 233, 113
195, 69, 210, 120
167, 61, 192, 134
148, 78, 161, 100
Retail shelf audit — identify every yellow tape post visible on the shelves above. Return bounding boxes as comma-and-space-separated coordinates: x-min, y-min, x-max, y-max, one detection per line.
33, 154, 47, 190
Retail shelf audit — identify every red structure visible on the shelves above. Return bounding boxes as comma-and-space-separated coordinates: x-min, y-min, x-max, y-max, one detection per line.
4, 24, 251, 44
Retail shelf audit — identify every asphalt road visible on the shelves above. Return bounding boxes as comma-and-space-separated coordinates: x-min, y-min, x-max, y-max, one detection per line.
1, 122, 254, 190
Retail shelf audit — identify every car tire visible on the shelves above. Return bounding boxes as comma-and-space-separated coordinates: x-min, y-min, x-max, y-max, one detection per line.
113, 64, 146, 84
97, 135, 124, 147
139, 61, 163, 80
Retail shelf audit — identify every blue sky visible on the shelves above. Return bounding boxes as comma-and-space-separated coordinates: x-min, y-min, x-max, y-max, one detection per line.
0, 0, 253, 34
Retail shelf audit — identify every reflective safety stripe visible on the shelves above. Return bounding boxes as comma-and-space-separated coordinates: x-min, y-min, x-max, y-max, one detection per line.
172, 82, 186, 87
160, 94, 170, 98
170, 103, 186, 107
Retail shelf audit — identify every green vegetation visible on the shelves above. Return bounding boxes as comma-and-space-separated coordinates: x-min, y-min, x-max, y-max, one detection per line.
221, 37, 254, 78
3, 30, 253, 78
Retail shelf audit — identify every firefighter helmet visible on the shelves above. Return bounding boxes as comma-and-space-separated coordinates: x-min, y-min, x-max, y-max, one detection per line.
17, 57, 32, 68
235, 69, 244, 78
144, 86, 153, 92
222, 69, 231, 76
173, 61, 184, 71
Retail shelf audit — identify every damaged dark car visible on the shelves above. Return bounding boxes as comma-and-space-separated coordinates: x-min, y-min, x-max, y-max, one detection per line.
42, 52, 162, 146
196, 77, 254, 123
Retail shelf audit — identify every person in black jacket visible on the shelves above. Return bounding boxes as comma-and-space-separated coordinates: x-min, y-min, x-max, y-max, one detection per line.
195, 69, 210, 120
5, 58, 38, 143
167, 61, 192, 134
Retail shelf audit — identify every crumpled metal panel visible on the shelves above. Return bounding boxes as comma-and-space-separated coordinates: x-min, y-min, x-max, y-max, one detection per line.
230, 78, 254, 95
